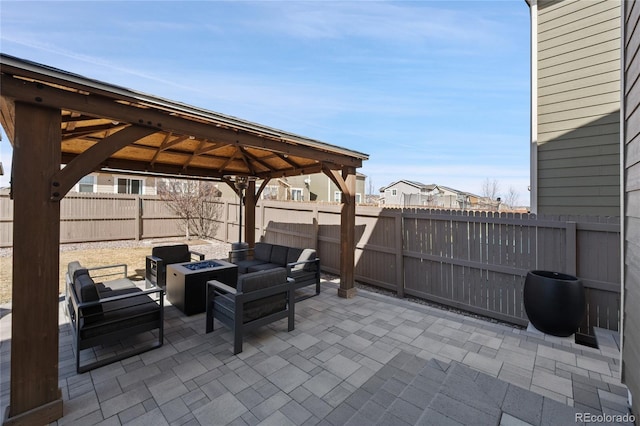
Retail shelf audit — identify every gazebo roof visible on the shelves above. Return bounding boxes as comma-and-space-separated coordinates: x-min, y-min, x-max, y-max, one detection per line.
0, 54, 368, 188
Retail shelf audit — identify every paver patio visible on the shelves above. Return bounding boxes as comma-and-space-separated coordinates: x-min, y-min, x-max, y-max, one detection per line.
0, 278, 633, 425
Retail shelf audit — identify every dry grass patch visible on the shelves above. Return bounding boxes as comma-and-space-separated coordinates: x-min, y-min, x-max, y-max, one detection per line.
0, 247, 152, 304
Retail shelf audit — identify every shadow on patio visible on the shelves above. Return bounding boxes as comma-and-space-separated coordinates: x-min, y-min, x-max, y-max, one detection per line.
0, 278, 632, 426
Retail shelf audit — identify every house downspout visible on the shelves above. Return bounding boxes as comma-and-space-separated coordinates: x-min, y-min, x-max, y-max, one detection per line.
526, 0, 538, 214
619, 0, 628, 408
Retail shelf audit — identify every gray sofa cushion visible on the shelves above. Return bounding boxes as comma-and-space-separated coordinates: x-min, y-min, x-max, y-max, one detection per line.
270, 245, 289, 266
253, 243, 273, 262
287, 248, 303, 264
235, 259, 268, 274
247, 263, 281, 273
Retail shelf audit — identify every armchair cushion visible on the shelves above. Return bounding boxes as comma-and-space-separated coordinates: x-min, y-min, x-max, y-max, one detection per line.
151, 244, 190, 264
80, 294, 160, 340
73, 272, 103, 324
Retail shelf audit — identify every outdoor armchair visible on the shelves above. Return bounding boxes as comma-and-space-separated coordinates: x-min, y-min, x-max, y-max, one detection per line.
145, 244, 204, 289
205, 267, 295, 354
65, 261, 164, 373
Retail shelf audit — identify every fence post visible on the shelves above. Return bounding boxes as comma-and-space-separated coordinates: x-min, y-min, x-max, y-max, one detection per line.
224, 200, 230, 243
313, 205, 319, 250
135, 196, 141, 240
565, 221, 577, 276
396, 209, 404, 298
260, 201, 266, 241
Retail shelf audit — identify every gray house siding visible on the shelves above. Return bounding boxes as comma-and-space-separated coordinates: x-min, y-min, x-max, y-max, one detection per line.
624, 0, 640, 418
535, 0, 621, 216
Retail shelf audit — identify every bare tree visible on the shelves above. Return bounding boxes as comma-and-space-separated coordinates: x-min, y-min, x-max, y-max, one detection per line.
503, 186, 520, 209
481, 178, 500, 200
158, 179, 222, 239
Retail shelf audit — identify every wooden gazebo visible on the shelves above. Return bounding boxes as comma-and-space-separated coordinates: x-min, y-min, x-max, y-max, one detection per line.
0, 54, 368, 425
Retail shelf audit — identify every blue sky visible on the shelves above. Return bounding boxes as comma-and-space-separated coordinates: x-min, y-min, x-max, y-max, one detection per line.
0, 0, 531, 204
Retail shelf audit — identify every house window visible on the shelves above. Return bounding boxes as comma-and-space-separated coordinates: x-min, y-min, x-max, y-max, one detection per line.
77, 175, 96, 193
262, 185, 279, 200
391, 189, 397, 196
291, 188, 303, 201
116, 178, 143, 194
334, 191, 342, 202
356, 193, 362, 204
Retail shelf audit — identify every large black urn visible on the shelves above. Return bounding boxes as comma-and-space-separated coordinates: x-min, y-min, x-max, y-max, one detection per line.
523, 270, 585, 337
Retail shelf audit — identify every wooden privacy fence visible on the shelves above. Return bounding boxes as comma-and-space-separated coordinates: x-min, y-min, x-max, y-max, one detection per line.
248, 202, 621, 335
1, 194, 621, 334
0, 192, 237, 246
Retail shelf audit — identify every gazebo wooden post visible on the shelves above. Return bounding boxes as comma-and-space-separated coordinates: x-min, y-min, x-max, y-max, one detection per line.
245, 180, 257, 248
4, 102, 63, 425
338, 167, 357, 298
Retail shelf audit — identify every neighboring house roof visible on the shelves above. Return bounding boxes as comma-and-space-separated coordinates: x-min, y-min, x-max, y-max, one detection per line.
379, 180, 483, 199
379, 180, 426, 192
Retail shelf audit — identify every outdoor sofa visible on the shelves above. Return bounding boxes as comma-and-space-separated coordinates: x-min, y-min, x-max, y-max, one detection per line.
65, 261, 164, 373
206, 267, 295, 354
145, 244, 205, 289
230, 242, 320, 301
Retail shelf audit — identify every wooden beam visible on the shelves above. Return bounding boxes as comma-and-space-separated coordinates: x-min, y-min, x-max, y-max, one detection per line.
51, 125, 156, 200
322, 165, 350, 204
245, 180, 257, 249
239, 147, 275, 173
1, 75, 363, 168
6, 102, 63, 424
182, 139, 208, 170
0, 96, 16, 144
276, 153, 302, 169
61, 123, 125, 139
256, 178, 271, 200
338, 167, 357, 298
217, 148, 238, 173
60, 152, 328, 181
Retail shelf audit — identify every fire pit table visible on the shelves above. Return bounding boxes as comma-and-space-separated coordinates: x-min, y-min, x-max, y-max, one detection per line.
167, 259, 238, 315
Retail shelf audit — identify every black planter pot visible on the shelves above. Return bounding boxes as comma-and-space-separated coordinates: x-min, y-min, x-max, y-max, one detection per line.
523, 270, 585, 337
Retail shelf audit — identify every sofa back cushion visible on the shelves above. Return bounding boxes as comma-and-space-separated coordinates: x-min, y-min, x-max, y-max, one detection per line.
270, 245, 289, 266
152, 244, 190, 264
253, 243, 272, 262
287, 248, 303, 265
